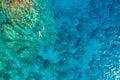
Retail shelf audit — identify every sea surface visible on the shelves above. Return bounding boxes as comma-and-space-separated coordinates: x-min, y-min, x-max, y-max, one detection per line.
0, 0, 120, 80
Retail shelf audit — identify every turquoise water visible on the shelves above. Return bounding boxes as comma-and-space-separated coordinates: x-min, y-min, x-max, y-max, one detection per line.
0, 0, 120, 80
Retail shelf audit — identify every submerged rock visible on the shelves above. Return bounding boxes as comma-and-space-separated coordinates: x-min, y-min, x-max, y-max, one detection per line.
0, 0, 56, 79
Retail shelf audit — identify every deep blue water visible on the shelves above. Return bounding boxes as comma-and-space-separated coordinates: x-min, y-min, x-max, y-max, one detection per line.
0, 0, 120, 80
51, 0, 120, 80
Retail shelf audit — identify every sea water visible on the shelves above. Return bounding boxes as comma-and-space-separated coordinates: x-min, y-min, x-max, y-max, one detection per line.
0, 0, 120, 80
